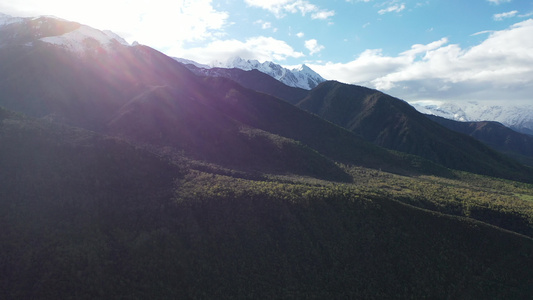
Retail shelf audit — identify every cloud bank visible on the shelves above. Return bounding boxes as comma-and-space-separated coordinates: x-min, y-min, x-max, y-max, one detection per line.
309, 19, 533, 105
180, 36, 304, 63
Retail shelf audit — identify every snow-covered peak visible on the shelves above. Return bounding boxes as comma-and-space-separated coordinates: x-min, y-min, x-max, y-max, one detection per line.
40, 25, 129, 53
0, 14, 130, 54
292, 64, 310, 72
174, 57, 211, 69
102, 30, 129, 46
202, 56, 325, 90
0, 12, 22, 27
410, 100, 533, 135
210, 57, 260, 70
293, 64, 321, 79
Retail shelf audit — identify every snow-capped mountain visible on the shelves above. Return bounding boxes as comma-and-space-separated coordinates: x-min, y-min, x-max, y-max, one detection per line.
174, 57, 211, 69
0, 13, 129, 53
0, 12, 22, 26
411, 101, 533, 135
177, 56, 326, 90
40, 25, 130, 53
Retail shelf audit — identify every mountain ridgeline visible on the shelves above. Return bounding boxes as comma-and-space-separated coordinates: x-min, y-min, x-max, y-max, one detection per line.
195, 56, 326, 90
0, 21, 452, 180
1, 14, 533, 298
427, 114, 533, 167
189, 62, 533, 182
296, 81, 533, 181
184, 64, 309, 104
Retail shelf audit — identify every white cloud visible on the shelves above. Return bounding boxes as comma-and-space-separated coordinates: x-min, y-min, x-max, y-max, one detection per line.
415, 1, 430, 8
378, 3, 406, 15
400, 38, 449, 57
493, 10, 518, 21
178, 36, 304, 64
305, 39, 325, 55
296, 32, 305, 38
312, 10, 335, 20
487, 0, 512, 5
471, 30, 495, 36
308, 19, 533, 104
244, 0, 334, 20
254, 19, 273, 29
519, 12, 533, 18
309, 49, 410, 84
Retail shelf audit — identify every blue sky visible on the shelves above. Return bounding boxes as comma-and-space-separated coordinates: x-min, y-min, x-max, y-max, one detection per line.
216, 0, 531, 63
2, 0, 533, 105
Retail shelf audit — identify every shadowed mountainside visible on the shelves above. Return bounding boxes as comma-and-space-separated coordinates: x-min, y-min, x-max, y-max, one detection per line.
427, 114, 533, 167
189, 65, 533, 182
0, 34, 452, 180
295, 81, 533, 182
183, 64, 309, 104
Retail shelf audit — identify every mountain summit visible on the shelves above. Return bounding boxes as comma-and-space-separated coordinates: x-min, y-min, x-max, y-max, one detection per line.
0, 13, 129, 53
176, 56, 326, 90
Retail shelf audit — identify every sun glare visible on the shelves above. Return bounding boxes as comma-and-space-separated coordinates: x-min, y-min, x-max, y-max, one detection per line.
8, 0, 227, 53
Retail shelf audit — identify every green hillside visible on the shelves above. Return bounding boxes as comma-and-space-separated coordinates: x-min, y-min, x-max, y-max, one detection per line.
1, 108, 532, 299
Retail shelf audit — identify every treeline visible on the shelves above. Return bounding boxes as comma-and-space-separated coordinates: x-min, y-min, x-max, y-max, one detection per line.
3, 169, 533, 298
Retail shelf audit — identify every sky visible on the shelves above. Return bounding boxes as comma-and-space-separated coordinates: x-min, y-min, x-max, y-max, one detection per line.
1, 0, 533, 105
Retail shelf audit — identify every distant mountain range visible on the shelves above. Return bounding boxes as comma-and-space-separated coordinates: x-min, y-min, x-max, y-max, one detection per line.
426, 115, 533, 166
175, 56, 326, 90
176, 58, 533, 173
178, 55, 533, 140
2, 13, 532, 181
295, 81, 533, 178
412, 101, 533, 136
0, 13, 452, 180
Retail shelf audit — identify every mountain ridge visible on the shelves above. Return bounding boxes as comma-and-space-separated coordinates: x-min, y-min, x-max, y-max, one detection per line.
177, 57, 533, 182
426, 114, 533, 166
412, 101, 533, 136
0, 14, 128, 53
176, 56, 326, 90
294, 81, 533, 182
0, 15, 453, 180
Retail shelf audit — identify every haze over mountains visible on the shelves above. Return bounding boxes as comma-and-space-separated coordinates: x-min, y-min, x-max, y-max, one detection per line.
1, 14, 533, 298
